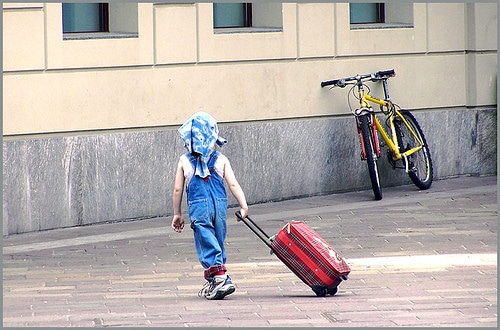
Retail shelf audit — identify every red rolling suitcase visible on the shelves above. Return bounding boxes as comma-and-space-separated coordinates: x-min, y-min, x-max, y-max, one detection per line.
236, 212, 350, 297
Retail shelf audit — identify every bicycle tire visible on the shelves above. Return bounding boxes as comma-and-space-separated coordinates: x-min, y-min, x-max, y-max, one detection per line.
358, 114, 383, 200
394, 110, 433, 190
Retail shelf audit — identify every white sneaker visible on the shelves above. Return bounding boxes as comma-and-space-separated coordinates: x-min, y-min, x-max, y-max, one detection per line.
204, 275, 236, 300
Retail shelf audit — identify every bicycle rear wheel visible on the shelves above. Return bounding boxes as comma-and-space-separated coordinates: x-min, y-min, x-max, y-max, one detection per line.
394, 110, 433, 189
358, 114, 382, 200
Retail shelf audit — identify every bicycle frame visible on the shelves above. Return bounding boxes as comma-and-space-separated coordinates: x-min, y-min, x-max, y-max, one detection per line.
355, 75, 424, 173
358, 90, 425, 167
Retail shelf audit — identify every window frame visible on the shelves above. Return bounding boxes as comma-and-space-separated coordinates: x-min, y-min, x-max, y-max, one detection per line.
98, 3, 109, 32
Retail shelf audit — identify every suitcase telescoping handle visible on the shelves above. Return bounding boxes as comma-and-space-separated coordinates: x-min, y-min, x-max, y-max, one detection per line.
235, 211, 274, 248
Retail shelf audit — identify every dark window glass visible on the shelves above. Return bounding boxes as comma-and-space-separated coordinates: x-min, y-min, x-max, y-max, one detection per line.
62, 3, 109, 33
350, 3, 385, 24
213, 3, 252, 28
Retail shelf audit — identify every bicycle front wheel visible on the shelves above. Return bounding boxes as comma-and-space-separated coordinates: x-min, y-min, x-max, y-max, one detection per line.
394, 110, 433, 190
359, 114, 382, 200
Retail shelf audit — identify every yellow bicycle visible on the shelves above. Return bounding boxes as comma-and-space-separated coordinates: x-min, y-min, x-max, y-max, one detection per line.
321, 69, 433, 200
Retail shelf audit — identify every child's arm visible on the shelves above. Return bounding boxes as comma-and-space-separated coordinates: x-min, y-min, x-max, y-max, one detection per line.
171, 159, 185, 233
223, 157, 249, 218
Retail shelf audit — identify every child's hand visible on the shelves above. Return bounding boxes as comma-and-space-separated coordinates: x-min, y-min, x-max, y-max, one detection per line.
171, 215, 185, 233
239, 208, 248, 219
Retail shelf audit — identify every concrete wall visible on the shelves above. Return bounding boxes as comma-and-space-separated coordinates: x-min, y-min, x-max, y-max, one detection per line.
3, 107, 496, 235
2, 2, 497, 234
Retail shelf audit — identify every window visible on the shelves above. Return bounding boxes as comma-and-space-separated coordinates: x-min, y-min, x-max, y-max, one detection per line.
350, 3, 414, 29
62, 3, 108, 33
62, 3, 138, 40
350, 3, 385, 24
213, 2, 282, 32
213, 3, 252, 28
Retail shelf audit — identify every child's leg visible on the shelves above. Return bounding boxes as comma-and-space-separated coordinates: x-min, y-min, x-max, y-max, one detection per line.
203, 205, 228, 280
213, 198, 228, 265
194, 200, 235, 300
191, 217, 225, 274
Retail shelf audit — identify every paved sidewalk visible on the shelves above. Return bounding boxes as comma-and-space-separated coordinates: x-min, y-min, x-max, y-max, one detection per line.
3, 175, 497, 327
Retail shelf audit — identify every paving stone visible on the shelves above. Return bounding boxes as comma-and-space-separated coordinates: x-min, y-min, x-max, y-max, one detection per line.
2, 176, 497, 327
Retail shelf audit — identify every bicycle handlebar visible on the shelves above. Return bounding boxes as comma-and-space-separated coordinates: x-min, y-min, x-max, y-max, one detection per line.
321, 69, 395, 88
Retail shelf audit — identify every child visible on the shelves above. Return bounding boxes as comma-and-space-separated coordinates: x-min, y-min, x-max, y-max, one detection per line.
171, 111, 249, 300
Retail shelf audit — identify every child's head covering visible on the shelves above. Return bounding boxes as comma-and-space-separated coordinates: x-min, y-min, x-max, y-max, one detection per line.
178, 111, 227, 178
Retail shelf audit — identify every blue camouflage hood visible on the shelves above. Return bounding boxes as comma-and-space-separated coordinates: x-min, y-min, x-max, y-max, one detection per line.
178, 112, 227, 178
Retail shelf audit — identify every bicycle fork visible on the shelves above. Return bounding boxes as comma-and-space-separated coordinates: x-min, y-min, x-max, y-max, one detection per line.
355, 108, 381, 160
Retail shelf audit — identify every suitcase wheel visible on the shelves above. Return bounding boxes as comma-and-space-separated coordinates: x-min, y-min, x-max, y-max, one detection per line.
311, 285, 328, 297
327, 287, 338, 296
311, 285, 338, 297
